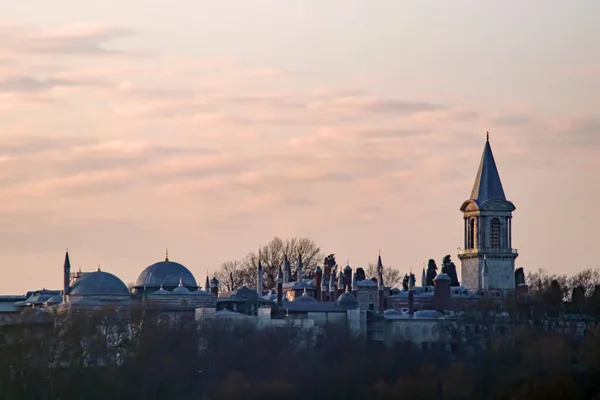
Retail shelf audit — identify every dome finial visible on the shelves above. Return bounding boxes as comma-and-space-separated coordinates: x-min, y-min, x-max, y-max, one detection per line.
303, 287, 308, 296
165, 248, 169, 262
97, 264, 101, 272
178, 276, 183, 287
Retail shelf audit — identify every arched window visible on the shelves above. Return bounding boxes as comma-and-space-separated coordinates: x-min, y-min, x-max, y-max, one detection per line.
490, 218, 501, 248
468, 218, 476, 248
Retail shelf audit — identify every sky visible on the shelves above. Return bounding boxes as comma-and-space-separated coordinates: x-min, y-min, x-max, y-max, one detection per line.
0, 1, 599, 294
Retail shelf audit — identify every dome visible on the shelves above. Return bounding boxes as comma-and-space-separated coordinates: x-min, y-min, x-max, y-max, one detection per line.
153, 286, 171, 295
293, 289, 317, 303
210, 277, 219, 287
135, 259, 197, 290
433, 273, 451, 282
336, 291, 357, 304
344, 265, 352, 272
357, 279, 377, 287
172, 280, 190, 294
70, 271, 130, 296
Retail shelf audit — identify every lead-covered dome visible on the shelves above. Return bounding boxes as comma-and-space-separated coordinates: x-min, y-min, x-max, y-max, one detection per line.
70, 271, 130, 296
135, 257, 198, 291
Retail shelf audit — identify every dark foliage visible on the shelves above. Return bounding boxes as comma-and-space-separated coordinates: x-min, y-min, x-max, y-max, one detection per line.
2, 305, 600, 400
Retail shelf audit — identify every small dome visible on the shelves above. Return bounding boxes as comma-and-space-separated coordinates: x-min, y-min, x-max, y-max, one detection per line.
153, 287, 171, 295
357, 279, 377, 287
135, 259, 197, 290
172, 279, 190, 294
210, 277, 219, 287
70, 271, 130, 296
337, 291, 357, 304
294, 289, 317, 303
433, 273, 451, 281
344, 265, 352, 271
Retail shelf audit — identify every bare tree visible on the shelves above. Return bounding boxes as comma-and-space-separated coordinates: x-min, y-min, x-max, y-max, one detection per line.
366, 263, 402, 288
215, 260, 246, 292
568, 268, 600, 297
526, 269, 569, 300
243, 237, 324, 290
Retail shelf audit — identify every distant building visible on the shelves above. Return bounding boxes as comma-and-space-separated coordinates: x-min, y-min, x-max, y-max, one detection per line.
0, 135, 544, 348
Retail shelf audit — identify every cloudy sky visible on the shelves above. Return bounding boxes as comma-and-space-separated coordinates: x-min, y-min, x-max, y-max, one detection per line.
0, 1, 598, 293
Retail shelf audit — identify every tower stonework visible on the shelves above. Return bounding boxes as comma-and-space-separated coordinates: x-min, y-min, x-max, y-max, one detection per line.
458, 135, 518, 291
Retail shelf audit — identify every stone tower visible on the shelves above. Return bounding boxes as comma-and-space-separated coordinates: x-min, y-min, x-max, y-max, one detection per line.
458, 134, 518, 291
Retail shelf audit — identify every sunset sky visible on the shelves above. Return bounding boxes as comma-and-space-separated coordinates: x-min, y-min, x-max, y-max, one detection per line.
1, 1, 599, 294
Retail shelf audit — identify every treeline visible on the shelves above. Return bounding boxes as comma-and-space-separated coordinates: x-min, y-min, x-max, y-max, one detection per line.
1, 308, 600, 399
214, 237, 404, 291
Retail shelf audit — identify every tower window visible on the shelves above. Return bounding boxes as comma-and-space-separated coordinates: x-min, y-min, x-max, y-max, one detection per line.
468, 218, 476, 248
490, 218, 501, 248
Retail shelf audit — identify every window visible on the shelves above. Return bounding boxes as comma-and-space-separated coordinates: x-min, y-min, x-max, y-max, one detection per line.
468, 218, 476, 248
490, 218, 501, 248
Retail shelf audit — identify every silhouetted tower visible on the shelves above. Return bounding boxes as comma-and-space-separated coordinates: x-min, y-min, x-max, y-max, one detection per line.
338, 265, 345, 296
329, 268, 336, 303
277, 265, 283, 307
210, 277, 219, 297
314, 266, 323, 300
257, 260, 264, 295
63, 249, 71, 301
458, 133, 518, 291
283, 254, 291, 283
296, 254, 303, 282
351, 271, 357, 298
205, 274, 210, 292
344, 263, 352, 293
377, 254, 385, 312
432, 273, 452, 311
321, 268, 328, 301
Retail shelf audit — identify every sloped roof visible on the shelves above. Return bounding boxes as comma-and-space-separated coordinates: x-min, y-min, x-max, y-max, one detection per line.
469, 138, 507, 205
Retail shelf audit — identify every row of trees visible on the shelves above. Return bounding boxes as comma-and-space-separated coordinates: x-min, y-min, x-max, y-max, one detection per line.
215, 237, 405, 291
214, 236, 472, 292
2, 307, 600, 399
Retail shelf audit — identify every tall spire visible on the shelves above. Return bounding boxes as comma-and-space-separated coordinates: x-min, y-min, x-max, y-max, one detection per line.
283, 254, 291, 283
469, 133, 506, 204
63, 249, 71, 298
205, 274, 210, 292
296, 254, 303, 283
257, 259, 263, 295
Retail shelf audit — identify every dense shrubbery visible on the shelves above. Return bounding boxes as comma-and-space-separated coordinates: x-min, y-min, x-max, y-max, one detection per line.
1, 307, 600, 400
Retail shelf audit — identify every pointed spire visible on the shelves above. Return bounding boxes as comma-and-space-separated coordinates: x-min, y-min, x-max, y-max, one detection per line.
329, 268, 335, 291
63, 249, 71, 298
283, 254, 291, 283
205, 274, 210, 292
278, 264, 283, 283
296, 253, 303, 282
257, 259, 263, 295
470, 134, 507, 204
64, 249, 71, 271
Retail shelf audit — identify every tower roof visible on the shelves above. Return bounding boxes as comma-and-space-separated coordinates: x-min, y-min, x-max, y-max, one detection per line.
469, 135, 506, 204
